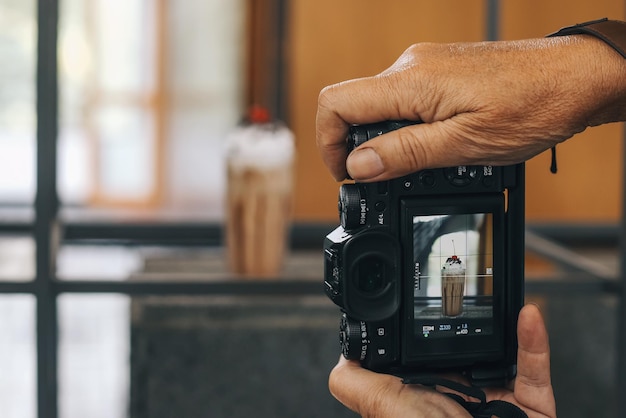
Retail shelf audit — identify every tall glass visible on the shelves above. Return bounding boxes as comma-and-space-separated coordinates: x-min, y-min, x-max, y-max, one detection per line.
225, 119, 294, 278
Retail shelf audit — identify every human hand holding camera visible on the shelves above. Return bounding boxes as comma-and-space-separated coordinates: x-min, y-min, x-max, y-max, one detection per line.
316, 35, 626, 182
328, 304, 556, 418
318, 21, 625, 417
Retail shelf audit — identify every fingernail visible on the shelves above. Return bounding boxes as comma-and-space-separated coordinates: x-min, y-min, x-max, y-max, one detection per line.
347, 148, 384, 180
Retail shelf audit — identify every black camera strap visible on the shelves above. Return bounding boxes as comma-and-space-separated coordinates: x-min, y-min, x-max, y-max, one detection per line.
550, 147, 558, 174
547, 18, 626, 59
402, 376, 528, 418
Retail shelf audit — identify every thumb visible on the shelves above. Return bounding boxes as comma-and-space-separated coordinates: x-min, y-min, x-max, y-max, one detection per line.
513, 304, 556, 415
345, 121, 466, 182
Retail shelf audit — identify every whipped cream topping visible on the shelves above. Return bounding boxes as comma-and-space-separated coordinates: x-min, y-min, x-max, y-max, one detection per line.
226, 122, 295, 171
442, 256, 465, 275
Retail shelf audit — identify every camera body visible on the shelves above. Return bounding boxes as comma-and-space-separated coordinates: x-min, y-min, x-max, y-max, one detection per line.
324, 121, 525, 386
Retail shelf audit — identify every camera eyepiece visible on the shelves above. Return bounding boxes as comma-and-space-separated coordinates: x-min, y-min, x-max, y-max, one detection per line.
354, 255, 389, 296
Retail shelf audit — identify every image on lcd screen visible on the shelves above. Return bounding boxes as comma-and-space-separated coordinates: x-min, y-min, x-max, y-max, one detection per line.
412, 213, 494, 339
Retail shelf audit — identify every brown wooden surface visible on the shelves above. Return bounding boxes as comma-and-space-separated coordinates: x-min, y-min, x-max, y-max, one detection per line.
286, 1, 486, 221
286, 0, 625, 222
245, 0, 281, 112
501, 0, 625, 222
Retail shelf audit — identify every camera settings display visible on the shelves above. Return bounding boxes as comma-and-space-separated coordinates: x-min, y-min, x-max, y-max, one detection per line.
412, 212, 495, 340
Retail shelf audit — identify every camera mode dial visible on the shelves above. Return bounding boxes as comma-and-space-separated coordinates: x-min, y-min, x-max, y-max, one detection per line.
339, 184, 364, 231
340, 313, 367, 361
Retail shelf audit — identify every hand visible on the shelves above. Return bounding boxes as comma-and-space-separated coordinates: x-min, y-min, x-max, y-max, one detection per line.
316, 36, 626, 182
328, 304, 557, 418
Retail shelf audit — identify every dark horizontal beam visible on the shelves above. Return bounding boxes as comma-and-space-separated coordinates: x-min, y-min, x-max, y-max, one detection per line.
0, 218, 619, 249
0, 275, 619, 297
0, 204, 619, 246
525, 277, 621, 295
56, 279, 324, 296
60, 221, 332, 249
527, 223, 619, 247
0, 281, 37, 293
56, 277, 622, 297
62, 222, 223, 246
0, 206, 34, 234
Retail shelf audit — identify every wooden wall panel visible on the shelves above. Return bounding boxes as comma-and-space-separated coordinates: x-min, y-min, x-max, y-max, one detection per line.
501, 0, 625, 222
287, 0, 486, 221
500, 0, 624, 38
246, 0, 284, 115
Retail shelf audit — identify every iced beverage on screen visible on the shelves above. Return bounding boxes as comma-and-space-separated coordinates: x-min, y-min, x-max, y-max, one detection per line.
441, 255, 466, 317
225, 109, 294, 278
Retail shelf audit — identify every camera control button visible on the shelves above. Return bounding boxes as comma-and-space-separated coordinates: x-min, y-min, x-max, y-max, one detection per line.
375, 201, 386, 212
340, 315, 367, 361
445, 166, 480, 186
339, 184, 364, 230
419, 171, 436, 187
402, 177, 414, 190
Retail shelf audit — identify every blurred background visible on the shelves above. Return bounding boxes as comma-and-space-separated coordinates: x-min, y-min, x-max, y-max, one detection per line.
1, 0, 623, 219
0, 0, 624, 417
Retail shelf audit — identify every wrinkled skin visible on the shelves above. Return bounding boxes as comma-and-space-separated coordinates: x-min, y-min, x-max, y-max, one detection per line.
316, 36, 626, 182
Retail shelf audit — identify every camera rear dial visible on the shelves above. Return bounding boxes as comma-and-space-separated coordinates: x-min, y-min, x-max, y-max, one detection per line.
339, 313, 367, 361
338, 184, 363, 231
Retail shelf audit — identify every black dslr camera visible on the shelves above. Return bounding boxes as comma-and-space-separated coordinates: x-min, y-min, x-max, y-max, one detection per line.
324, 121, 525, 387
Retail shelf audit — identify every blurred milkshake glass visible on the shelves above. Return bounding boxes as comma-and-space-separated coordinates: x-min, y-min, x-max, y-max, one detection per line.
225, 107, 295, 277
441, 255, 465, 317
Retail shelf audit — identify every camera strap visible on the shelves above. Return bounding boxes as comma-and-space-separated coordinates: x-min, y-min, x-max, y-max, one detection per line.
402, 376, 528, 418
547, 18, 626, 59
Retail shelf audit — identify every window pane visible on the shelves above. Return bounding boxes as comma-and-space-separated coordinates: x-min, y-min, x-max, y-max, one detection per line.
59, 0, 157, 205
59, 294, 130, 418
0, 236, 34, 281
58, 0, 93, 203
0, 0, 36, 203
59, 0, 245, 211
94, 105, 156, 200
93, 0, 155, 94
57, 245, 142, 281
165, 0, 244, 214
0, 295, 36, 418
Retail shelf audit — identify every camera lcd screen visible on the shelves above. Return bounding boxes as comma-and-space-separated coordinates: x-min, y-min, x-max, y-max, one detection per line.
412, 213, 494, 340
401, 195, 506, 361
